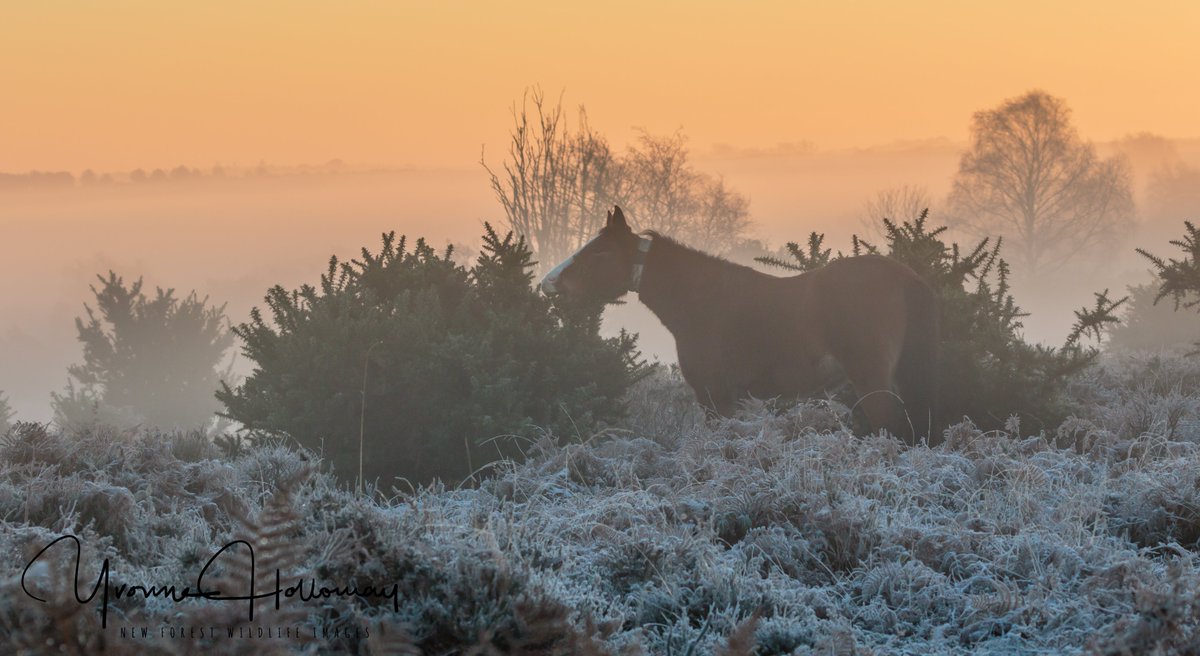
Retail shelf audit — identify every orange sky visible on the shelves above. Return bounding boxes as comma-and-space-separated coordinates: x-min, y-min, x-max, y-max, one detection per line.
2, 1, 1198, 172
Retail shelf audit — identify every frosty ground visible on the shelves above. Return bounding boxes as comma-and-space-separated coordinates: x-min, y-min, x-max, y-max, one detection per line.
2, 353, 1200, 655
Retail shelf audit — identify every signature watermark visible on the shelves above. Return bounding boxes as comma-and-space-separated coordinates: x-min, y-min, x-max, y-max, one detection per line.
22, 534, 401, 629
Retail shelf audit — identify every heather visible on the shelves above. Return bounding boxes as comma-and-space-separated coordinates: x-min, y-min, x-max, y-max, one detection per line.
3, 354, 1199, 655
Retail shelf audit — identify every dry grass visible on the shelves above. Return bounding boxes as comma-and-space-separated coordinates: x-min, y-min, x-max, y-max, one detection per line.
2, 354, 1200, 654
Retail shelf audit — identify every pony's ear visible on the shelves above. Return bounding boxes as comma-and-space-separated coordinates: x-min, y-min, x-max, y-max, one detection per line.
607, 206, 630, 231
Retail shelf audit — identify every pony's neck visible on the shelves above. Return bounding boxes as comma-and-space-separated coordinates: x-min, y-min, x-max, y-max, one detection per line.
636, 237, 755, 335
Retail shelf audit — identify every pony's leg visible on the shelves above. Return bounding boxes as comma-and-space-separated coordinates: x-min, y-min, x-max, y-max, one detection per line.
677, 349, 740, 420
843, 362, 909, 443
697, 387, 738, 420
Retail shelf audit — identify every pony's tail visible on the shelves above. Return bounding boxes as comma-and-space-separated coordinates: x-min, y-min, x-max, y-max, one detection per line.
897, 280, 941, 446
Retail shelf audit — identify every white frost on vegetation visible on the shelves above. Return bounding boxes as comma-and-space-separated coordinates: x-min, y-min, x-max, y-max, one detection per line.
1, 354, 1199, 654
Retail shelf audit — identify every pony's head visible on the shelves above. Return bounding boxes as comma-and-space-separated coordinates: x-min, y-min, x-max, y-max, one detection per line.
539, 206, 651, 302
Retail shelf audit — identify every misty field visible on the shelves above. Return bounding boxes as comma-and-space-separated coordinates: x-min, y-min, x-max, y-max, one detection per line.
1, 353, 1198, 655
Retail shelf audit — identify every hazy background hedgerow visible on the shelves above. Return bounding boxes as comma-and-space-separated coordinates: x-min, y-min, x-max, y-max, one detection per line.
3, 353, 1200, 655
49, 272, 235, 434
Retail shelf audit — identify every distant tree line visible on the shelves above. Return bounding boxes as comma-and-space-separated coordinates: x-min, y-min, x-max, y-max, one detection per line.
0, 171, 78, 189
0, 159, 353, 190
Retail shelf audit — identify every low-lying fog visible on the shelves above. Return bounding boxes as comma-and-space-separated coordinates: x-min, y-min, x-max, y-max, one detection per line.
3, 140, 1197, 422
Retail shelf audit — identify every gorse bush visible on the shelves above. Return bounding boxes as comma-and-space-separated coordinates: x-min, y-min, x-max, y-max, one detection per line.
0, 392, 12, 434
1106, 282, 1200, 353
760, 211, 1124, 432
1138, 220, 1200, 311
1123, 219, 1200, 353
218, 225, 644, 488
52, 273, 234, 433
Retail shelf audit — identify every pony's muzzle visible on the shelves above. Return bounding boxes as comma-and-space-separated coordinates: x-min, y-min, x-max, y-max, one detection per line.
539, 255, 574, 295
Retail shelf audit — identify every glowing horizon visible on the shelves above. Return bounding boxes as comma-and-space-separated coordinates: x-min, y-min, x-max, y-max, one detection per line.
2, 1, 1198, 173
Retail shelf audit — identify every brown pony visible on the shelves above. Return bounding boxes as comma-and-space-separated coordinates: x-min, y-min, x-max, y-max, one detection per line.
541, 207, 940, 445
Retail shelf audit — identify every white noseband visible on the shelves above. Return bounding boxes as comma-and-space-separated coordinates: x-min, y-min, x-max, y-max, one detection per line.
539, 234, 601, 295
539, 235, 654, 295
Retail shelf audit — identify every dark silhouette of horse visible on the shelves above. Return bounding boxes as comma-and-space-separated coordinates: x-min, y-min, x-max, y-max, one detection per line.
541, 207, 940, 445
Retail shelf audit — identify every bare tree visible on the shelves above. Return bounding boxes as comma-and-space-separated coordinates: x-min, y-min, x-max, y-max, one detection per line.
622, 130, 754, 254
483, 88, 623, 271
858, 184, 933, 240
690, 176, 752, 255
622, 131, 700, 237
946, 90, 1135, 275
485, 91, 754, 266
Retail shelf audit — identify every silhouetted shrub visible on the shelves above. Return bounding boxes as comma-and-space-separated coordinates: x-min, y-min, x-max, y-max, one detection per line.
218, 225, 643, 488
1138, 220, 1200, 311
1120, 220, 1200, 353
0, 392, 12, 434
761, 211, 1124, 432
1106, 282, 1200, 352
51, 273, 234, 432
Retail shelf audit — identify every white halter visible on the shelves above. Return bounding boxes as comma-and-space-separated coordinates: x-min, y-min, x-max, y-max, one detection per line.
539, 235, 654, 295
628, 236, 653, 291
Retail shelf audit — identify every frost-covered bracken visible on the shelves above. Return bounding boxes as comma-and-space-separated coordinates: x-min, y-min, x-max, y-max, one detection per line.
2, 354, 1200, 655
